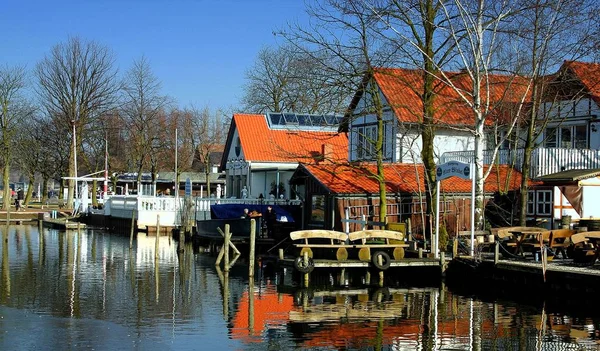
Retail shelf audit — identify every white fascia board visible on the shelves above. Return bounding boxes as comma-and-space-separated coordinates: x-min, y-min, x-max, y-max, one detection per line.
250, 162, 299, 171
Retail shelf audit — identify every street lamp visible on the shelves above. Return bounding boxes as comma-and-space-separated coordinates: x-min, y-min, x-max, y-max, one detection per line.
72, 120, 78, 200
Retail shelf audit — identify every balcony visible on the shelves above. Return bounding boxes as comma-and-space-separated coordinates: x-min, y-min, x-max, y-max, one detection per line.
440, 147, 600, 179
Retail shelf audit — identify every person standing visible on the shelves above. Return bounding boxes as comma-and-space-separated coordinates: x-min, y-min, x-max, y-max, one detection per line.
17, 188, 24, 211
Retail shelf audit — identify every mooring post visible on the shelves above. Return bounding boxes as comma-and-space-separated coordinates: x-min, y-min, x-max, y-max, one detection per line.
452, 238, 458, 258
278, 248, 284, 260
494, 241, 499, 264
224, 224, 230, 272
249, 219, 256, 278
418, 248, 423, 259
129, 211, 136, 249
155, 215, 160, 260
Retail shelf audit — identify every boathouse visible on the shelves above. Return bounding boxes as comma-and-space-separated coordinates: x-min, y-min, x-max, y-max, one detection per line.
289, 163, 526, 236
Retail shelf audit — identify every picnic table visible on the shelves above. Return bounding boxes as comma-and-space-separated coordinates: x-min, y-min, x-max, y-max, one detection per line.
495, 226, 549, 257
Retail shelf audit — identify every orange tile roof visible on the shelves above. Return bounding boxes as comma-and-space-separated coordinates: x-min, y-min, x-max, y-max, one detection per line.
562, 61, 600, 105
303, 163, 525, 194
372, 68, 531, 126
233, 113, 348, 163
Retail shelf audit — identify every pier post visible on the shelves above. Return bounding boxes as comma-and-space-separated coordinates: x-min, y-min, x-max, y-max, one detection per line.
418, 248, 423, 259
249, 219, 256, 278
452, 238, 458, 258
278, 248, 284, 260
155, 215, 160, 260
224, 224, 230, 272
129, 211, 136, 249
494, 241, 499, 264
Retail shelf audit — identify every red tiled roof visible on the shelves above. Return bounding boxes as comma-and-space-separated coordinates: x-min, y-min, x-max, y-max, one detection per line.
563, 61, 600, 105
303, 163, 525, 194
233, 114, 348, 163
372, 68, 531, 126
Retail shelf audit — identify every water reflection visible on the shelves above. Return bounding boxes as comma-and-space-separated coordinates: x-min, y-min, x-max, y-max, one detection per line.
1, 225, 600, 350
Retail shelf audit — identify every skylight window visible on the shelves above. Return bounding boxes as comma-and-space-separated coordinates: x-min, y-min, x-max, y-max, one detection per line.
266, 112, 343, 131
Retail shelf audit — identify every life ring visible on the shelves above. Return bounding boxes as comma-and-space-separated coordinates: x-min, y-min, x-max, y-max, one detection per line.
371, 251, 391, 270
293, 256, 315, 273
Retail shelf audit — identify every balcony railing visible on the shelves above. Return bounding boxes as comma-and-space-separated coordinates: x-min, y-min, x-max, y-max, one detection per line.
440, 147, 600, 179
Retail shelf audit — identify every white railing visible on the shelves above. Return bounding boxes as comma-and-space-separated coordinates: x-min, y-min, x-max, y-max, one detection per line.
440, 147, 600, 178
104, 195, 302, 227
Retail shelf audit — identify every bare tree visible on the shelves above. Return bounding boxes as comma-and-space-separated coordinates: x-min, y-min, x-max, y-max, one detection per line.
243, 45, 350, 114
35, 37, 119, 209
505, 0, 598, 225
120, 56, 171, 195
283, 0, 398, 224
0, 65, 34, 209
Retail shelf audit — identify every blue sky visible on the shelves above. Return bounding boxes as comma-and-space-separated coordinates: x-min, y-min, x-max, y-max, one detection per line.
2, 0, 308, 112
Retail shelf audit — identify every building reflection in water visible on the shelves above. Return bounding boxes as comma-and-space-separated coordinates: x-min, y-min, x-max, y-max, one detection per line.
1, 226, 600, 349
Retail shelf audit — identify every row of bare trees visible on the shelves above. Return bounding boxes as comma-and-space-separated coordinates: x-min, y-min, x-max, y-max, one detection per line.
0, 37, 226, 209
242, 0, 599, 234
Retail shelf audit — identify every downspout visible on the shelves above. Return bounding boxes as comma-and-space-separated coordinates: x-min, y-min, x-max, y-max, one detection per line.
247, 161, 252, 197
329, 193, 335, 230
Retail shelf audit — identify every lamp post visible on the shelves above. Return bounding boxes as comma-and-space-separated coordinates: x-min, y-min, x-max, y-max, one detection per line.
72, 120, 78, 200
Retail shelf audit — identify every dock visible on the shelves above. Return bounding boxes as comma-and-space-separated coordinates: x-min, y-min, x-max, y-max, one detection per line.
41, 217, 86, 230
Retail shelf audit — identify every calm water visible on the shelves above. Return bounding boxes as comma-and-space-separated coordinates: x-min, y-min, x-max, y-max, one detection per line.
2, 225, 600, 350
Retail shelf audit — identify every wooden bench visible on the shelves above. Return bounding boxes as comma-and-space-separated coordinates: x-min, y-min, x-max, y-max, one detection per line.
289, 230, 352, 261
348, 230, 408, 261
493, 226, 548, 256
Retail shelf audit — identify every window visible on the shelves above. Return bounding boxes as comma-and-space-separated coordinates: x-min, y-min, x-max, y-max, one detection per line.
527, 190, 552, 215
544, 125, 587, 149
311, 195, 326, 223
357, 125, 377, 159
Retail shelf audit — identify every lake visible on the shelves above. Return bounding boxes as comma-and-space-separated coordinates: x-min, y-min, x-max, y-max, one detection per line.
1, 225, 600, 350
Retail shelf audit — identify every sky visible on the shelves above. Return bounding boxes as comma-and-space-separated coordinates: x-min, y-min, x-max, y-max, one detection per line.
2, 0, 308, 113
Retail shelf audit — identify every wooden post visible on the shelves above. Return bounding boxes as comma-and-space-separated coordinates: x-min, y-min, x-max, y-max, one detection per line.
278, 248, 284, 260
494, 241, 499, 264
129, 211, 136, 249
155, 215, 160, 260
453, 238, 458, 258
418, 248, 423, 259
249, 219, 256, 278
224, 224, 230, 272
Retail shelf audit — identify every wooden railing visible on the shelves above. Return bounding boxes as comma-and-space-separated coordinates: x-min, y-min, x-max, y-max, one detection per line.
440, 147, 600, 178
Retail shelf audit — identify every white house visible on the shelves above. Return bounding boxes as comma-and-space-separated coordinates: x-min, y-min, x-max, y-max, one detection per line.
220, 113, 348, 200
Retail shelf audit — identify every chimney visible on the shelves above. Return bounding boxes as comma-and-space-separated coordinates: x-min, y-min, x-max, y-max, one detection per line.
321, 144, 333, 164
